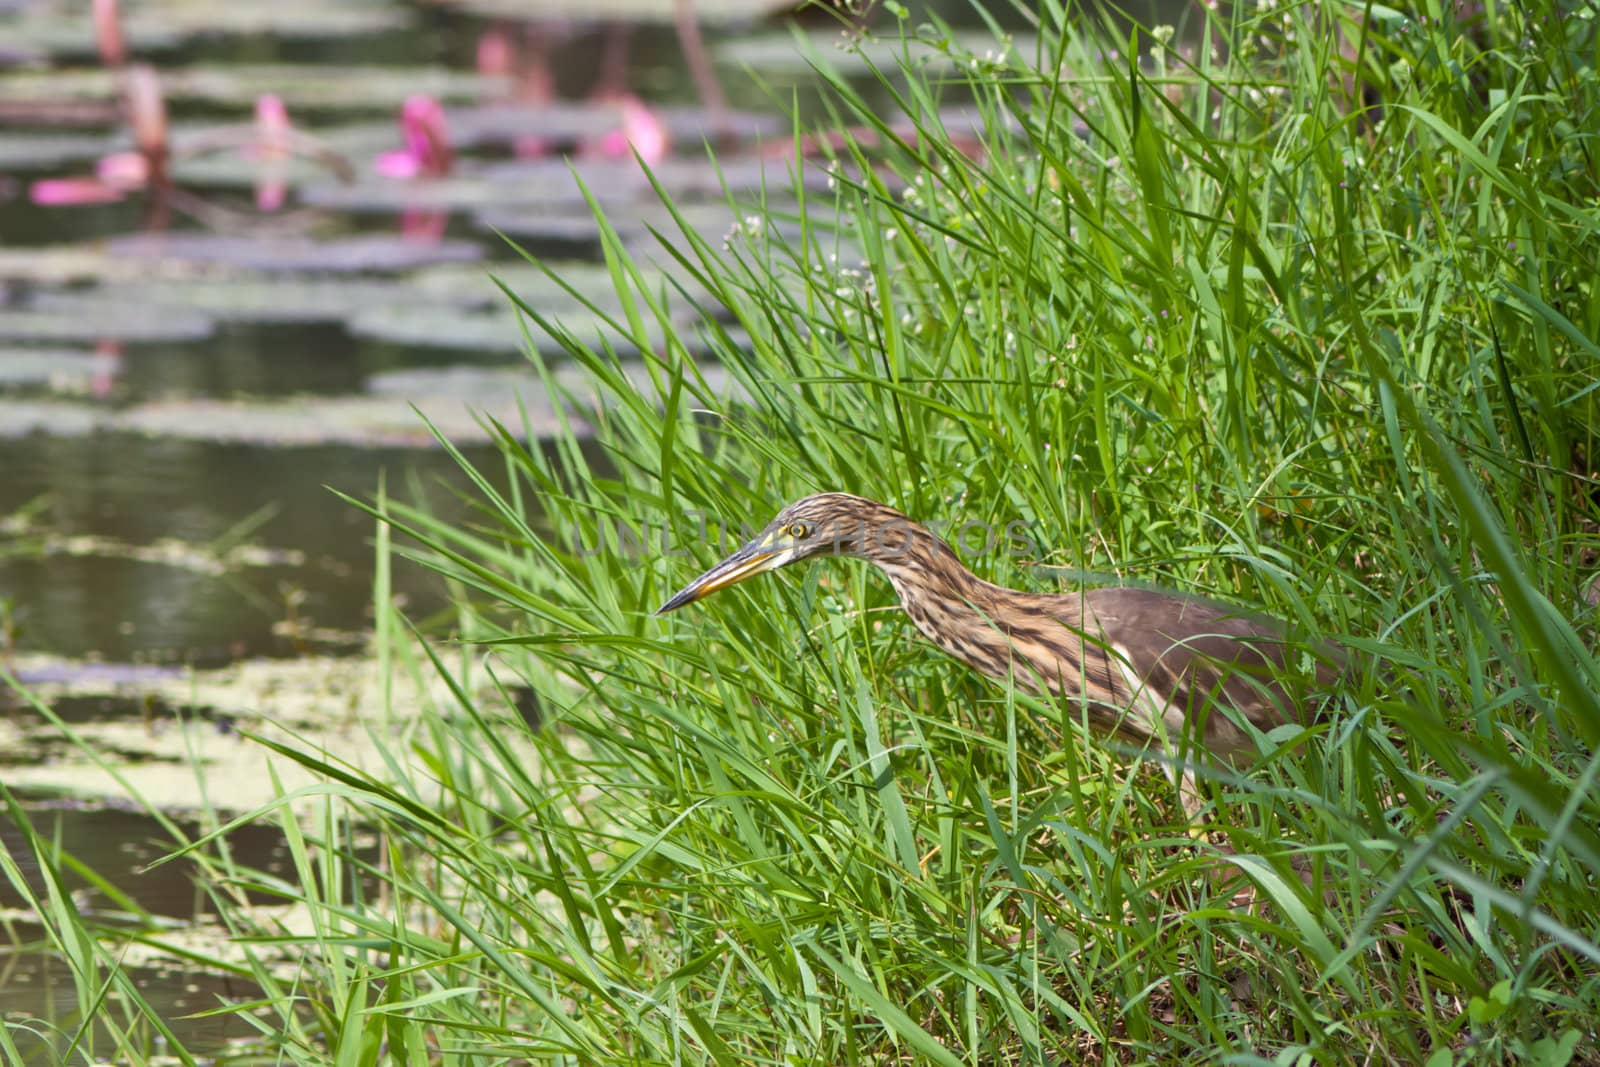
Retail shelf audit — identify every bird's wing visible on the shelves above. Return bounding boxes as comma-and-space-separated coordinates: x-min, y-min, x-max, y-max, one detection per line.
1074, 587, 1333, 756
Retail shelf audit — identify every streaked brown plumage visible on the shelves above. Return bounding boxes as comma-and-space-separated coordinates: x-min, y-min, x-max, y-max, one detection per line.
657, 493, 1339, 776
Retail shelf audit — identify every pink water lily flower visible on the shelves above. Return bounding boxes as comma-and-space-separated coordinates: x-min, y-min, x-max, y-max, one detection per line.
586, 93, 669, 166
29, 150, 148, 205
30, 176, 126, 205
31, 65, 168, 207
252, 94, 292, 211
376, 95, 453, 179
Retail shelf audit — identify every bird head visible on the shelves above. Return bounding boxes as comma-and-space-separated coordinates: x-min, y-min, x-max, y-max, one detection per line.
655, 493, 901, 614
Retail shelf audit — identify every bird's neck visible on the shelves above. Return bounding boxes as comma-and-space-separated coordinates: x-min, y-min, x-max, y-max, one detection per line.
856, 518, 991, 600
859, 522, 1038, 682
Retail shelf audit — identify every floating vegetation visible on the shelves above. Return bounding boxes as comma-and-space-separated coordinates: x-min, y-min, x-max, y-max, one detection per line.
479, 197, 807, 253
344, 305, 553, 354
0, 303, 216, 344
300, 154, 826, 218
366, 360, 736, 405
154, 121, 393, 188
0, 351, 739, 447
0, 237, 483, 284
345, 303, 722, 357
105, 233, 483, 272
114, 394, 552, 446
0, 244, 203, 285
2, 1, 409, 59
0, 132, 122, 171
0, 397, 104, 437
0, 252, 718, 354
5, 662, 185, 688
409, 260, 713, 312
0, 65, 508, 112
0, 347, 107, 389
148, 107, 782, 193
3, 652, 526, 811
716, 29, 1036, 76
8, 261, 706, 334
54, 278, 471, 324
419, 0, 794, 24
445, 101, 783, 149
0, 509, 307, 575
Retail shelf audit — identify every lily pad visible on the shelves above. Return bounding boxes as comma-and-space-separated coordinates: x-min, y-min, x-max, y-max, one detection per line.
0, 244, 220, 285
8, 661, 185, 687
0, 302, 215, 344
0, 41, 43, 64
407, 260, 712, 312
0, 65, 510, 112
47, 264, 663, 329
0, 398, 105, 437
368, 360, 738, 405
298, 172, 548, 214
475, 197, 795, 249
365, 364, 547, 401
0, 395, 529, 446
0, 352, 748, 447
346, 305, 542, 354
445, 102, 784, 150
0, 653, 539, 813
105, 233, 483, 273
347, 302, 719, 358
716, 29, 1036, 77
149, 121, 392, 189
62, 278, 462, 324
472, 206, 626, 246
162, 107, 783, 194
113, 394, 555, 447
1, 1, 409, 59
420, 0, 793, 24
119, 0, 407, 40
0, 346, 106, 387
301, 154, 827, 215
475, 153, 832, 201
0, 133, 121, 171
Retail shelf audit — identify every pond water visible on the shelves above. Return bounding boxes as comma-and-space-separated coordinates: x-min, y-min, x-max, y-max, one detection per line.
0, 0, 1172, 1056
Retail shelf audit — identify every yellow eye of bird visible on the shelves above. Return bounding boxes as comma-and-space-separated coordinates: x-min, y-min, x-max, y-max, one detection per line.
789, 521, 811, 539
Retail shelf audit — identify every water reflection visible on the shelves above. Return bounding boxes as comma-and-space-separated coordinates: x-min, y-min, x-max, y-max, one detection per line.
1, 948, 269, 1062
0, 433, 502, 662
0, 800, 300, 919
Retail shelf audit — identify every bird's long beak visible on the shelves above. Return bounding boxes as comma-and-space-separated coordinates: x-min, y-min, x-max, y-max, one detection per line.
655, 537, 792, 615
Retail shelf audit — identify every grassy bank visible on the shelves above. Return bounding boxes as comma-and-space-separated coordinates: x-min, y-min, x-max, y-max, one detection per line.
10, 0, 1600, 1063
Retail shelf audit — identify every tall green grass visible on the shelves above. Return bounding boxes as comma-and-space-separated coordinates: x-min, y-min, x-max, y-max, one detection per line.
13, 1, 1600, 1062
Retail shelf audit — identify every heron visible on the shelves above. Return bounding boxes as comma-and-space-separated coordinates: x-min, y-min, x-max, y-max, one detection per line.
656, 493, 1341, 811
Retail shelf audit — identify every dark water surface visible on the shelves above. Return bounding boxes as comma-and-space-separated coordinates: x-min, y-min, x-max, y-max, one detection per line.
1, 432, 499, 661
0, 0, 1173, 1056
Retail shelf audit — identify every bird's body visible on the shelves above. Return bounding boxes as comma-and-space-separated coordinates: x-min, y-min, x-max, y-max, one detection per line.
658, 493, 1337, 772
